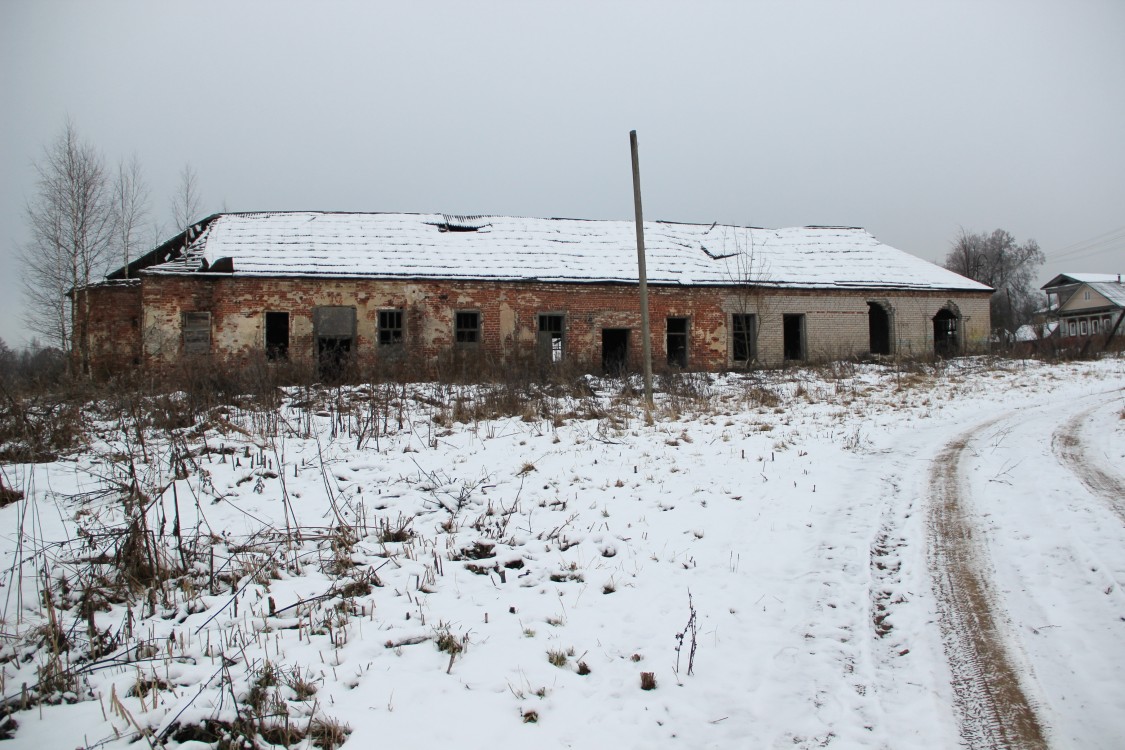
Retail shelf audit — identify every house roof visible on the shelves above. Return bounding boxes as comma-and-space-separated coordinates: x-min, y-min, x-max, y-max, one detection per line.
133, 211, 992, 293
1085, 281, 1125, 308
1042, 272, 1124, 288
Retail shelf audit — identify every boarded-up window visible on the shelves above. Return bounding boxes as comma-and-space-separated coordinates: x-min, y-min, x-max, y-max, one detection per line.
379, 310, 404, 346
313, 306, 356, 338
183, 312, 211, 355
455, 311, 480, 344
732, 313, 756, 363
538, 314, 564, 362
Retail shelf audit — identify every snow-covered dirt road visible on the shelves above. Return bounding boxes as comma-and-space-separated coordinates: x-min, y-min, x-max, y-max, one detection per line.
927, 389, 1125, 749
0, 358, 1121, 750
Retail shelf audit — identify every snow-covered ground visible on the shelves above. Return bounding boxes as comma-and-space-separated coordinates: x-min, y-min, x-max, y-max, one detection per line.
0, 357, 1122, 749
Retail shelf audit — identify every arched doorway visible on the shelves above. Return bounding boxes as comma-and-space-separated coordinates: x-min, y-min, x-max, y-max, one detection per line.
867, 302, 891, 355
933, 308, 959, 357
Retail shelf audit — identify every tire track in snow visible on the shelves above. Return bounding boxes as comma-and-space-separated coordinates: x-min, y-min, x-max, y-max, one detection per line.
1052, 403, 1125, 524
928, 418, 1048, 750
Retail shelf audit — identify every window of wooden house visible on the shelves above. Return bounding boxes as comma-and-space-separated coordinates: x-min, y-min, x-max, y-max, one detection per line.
265, 312, 289, 360
538, 314, 564, 362
1091, 318, 1100, 334
455, 311, 480, 345
379, 309, 404, 346
1080, 319, 1088, 335
731, 313, 757, 364
183, 312, 211, 355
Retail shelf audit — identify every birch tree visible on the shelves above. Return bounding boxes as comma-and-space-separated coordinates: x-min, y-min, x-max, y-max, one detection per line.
19, 119, 116, 371
113, 155, 149, 278
718, 226, 772, 368
170, 163, 202, 233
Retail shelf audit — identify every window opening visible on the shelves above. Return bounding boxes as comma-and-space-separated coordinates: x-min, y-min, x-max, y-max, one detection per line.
379, 310, 404, 346
265, 312, 289, 360
538, 314, 564, 363
455, 311, 480, 344
666, 317, 689, 368
1080, 319, 1088, 336
783, 314, 806, 361
183, 312, 211, 355
732, 313, 756, 364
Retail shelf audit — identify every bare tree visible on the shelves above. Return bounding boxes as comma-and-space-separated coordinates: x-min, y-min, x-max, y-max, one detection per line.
19, 119, 116, 371
170, 164, 202, 232
717, 226, 772, 368
113, 155, 149, 277
944, 229, 1045, 335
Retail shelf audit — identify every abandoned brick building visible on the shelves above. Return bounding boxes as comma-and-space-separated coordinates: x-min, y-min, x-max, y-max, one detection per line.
75, 211, 992, 376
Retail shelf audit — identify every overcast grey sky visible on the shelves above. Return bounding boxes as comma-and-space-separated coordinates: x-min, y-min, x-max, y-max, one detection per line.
3, 0, 1123, 348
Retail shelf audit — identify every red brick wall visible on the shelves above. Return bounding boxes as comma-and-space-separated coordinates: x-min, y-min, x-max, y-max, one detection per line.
74, 283, 143, 374
136, 275, 991, 372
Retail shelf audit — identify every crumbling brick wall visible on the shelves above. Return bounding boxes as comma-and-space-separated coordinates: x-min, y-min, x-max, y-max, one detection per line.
73, 281, 143, 375
135, 274, 991, 373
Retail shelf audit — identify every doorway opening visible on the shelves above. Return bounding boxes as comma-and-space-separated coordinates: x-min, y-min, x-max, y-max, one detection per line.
538, 314, 565, 363
867, 302, 891, 356
666, 317, 688, 368
313, 306, 356, 380
783, 314, 806, 361
933, 308, 959, 357
602, 328, 629, 376
265, 311, 289, 360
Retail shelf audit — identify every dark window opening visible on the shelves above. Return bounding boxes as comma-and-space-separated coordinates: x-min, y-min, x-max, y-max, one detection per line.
265, 312, 289, 360
455, 311, 480, 344
602, 328, 629, 376
379, 310, 404, 346
666, 317, 689, 368
933, 309, 959, 357
732, 313, 757, 364
538, 314, 564, 363
867, 302, 891, 356
183, 312, 211, 355
783, 314, 805, 361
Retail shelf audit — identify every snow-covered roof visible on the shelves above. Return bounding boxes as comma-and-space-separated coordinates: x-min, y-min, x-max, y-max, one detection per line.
1087, 281, 1125, 307
1015, 322, 1058, 341
1042, 272, 1124, 288
140, 211, 991, 292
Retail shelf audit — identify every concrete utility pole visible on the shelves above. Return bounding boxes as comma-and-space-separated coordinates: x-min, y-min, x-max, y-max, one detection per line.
629, 130, 655, 415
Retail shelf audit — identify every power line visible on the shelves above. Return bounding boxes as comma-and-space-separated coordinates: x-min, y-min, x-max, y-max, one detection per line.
1048, 226, 1125, 261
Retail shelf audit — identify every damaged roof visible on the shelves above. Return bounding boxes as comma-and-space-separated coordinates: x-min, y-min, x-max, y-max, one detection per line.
133, 211, 992, 292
